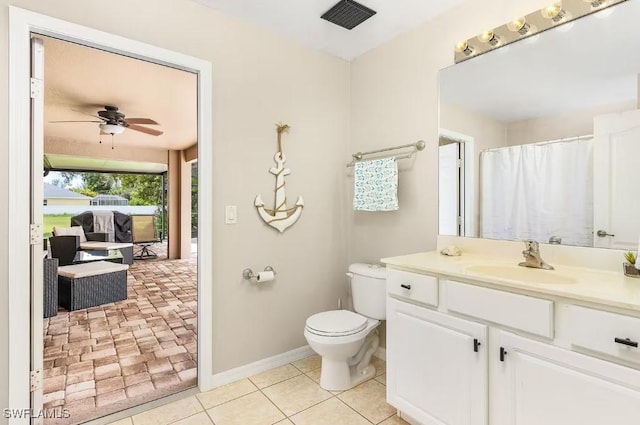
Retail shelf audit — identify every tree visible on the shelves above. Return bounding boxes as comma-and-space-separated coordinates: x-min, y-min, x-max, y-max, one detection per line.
59, 171, 80, 187
81, 173, 116, 193
113, 174, 162, 206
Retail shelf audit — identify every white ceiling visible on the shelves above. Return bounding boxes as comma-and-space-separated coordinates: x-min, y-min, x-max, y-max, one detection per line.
440, 1, 640, 123
194, 0, 464, 60
44, 36, 198, 151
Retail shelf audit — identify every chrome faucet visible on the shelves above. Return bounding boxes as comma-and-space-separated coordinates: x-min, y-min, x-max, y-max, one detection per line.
548, 235, 562, 245
518, 240, 554, 270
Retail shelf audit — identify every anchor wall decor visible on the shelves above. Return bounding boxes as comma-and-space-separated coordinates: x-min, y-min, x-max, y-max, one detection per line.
254, 123, 304, 233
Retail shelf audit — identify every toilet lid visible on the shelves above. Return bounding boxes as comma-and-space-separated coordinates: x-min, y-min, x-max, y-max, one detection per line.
305, 310, 368, 336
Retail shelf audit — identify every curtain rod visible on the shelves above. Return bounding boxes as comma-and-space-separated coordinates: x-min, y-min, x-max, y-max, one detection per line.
481, 134, 593, 154
347, 140, 425, 168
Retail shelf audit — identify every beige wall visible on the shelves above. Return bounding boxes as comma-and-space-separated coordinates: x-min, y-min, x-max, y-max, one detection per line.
45, 198, 91, 206
506, 100, 637, 146
0, 0, 349, 411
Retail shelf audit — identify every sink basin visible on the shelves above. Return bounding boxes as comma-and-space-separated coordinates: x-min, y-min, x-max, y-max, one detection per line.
464, 264, 576, 284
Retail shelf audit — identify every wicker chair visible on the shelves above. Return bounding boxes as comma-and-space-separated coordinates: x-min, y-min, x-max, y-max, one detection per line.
49, 231, 133, 265
43, 257, 58, 318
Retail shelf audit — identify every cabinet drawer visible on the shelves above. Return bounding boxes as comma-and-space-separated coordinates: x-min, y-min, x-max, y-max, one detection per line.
387, 268, 438, 307
446, 280, 554, 338
567, 305, 640, 366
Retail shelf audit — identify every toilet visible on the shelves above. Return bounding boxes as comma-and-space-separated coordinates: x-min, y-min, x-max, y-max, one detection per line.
304, 263, 386, 391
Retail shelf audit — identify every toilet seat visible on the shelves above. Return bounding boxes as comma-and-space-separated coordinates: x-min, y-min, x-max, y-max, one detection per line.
305, 310, 368, 337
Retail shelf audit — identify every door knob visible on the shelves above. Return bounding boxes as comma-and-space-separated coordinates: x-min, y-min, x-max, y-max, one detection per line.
596, 230, 615, 237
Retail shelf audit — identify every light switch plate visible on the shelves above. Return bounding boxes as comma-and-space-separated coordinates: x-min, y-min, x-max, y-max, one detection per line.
225, 205, 237, 224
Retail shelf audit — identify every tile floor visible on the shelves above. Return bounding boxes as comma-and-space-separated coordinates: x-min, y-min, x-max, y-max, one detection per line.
43, 242, 198, 425
107, 355, 409, 425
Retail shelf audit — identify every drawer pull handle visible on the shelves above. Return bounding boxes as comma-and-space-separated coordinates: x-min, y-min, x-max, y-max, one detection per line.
400, 283, 412, 290
614, 337, 639, 348
473, 338, 481, 353
500, 346, 508, 362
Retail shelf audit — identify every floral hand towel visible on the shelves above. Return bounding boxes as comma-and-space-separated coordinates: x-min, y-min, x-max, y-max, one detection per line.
353, 157, 399, 211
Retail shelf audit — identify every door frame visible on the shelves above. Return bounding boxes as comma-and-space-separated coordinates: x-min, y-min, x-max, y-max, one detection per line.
8, 6, 214, 421
439, 128, 475, 237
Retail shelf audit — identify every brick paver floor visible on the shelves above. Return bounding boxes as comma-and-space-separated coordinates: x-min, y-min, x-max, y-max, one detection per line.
42, 242, 198, 425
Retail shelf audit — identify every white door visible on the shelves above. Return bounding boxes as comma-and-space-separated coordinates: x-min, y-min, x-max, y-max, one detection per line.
593, 109, 640, 249
439, 142, 464, 236
387, 298, 487, 425
30, 36, 45, 424
491, 330, 640, 425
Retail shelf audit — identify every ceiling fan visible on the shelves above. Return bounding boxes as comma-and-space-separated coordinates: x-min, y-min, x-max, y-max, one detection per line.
50, 105, 163, 137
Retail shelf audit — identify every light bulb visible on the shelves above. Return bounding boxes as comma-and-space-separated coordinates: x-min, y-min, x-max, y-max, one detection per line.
455, 41, 474, 56
584, 0, 606, 7
507, 17, 530, 35
478, 31, 500, 46
541, 4, 566, 22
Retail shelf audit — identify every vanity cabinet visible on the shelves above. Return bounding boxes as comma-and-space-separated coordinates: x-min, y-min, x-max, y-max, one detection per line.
491, 330, 640, 425
386, 268, 640, 425
387, 297, 487, 425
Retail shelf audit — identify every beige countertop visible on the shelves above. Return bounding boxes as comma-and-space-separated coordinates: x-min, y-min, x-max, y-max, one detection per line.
382, 251, 640, 313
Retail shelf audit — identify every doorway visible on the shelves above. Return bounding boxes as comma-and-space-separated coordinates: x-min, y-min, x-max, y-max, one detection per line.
8, 7, 213, 424
438, 129, 475, 238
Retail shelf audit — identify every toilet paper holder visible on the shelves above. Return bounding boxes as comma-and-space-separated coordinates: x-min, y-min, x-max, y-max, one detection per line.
242, 266, 276, 280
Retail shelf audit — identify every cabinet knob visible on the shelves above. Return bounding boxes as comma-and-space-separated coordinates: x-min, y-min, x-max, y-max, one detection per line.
500, 346, 508, 362
614, 337, 638, 348
400, 283, 412, 290
473, 338, 481, 352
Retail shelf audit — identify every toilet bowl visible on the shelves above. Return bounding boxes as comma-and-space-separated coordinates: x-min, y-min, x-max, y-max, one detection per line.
304, 264, 386, 391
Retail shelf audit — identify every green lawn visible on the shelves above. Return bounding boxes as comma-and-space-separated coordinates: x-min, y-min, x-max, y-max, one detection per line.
43, 214, 74, 239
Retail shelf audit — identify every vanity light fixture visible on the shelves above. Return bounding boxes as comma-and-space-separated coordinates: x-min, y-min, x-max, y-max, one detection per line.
478, 31, 500, 46
453, 0, 627, 63
455, 41, 474, 56
507, 17, 530, 35
541, 4, 567, 22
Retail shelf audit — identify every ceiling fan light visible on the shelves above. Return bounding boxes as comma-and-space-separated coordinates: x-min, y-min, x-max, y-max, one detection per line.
99, 123, 125, 135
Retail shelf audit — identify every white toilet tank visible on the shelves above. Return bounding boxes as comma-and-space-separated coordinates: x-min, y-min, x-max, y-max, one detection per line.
349, 263, 386, 320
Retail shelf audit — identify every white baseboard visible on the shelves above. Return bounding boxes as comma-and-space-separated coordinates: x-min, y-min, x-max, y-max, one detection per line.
398, 410, 422, 425
374, 346, 386, 361
209, 345, 315, 388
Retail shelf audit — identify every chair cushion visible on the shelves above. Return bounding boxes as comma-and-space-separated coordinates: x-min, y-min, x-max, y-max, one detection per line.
80, 241, 134, 250
58, 261, 129, 278
53, 226, 87, 243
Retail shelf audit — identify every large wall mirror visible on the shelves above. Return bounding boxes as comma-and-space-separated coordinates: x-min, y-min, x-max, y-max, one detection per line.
438, 0, 640, 250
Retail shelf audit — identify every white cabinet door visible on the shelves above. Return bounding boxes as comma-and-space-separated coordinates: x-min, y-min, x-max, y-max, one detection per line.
491, 330, 640, 425
387, 297, 488, 425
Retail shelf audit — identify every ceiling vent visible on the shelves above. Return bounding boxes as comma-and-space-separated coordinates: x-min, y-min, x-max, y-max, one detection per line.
321, 0, 377, 30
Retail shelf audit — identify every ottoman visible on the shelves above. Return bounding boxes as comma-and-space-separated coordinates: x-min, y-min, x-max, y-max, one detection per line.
57, 261, 129, 311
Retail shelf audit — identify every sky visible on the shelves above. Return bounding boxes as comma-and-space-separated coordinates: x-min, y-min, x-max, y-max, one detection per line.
44, 171, 82, 189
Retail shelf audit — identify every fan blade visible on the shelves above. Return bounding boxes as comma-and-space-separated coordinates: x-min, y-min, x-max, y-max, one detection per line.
128, 124, 164, 136
70, 109, 107, 121
125, 118, 159, 125
49, 120, 102, 123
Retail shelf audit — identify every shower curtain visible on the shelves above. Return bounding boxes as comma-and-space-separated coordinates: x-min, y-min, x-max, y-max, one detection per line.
480, 138, 593, 246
